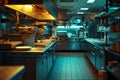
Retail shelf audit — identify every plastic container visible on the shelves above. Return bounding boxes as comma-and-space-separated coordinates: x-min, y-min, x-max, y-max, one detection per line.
110, 43, 116, 51
116, 41, 120, 53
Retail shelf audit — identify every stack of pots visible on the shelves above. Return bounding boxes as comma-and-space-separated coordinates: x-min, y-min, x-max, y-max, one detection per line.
110, 41, 120, 53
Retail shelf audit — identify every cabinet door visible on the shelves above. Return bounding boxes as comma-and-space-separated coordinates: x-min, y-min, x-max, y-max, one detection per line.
47, 52, 52, 73
42, 54, 48, 80
0, 53, 4, 65
4, 53, 37, 80
36, 56, 44, 80
90, 51, 96, 66
25, 58, 36, 80
96, 50, 105, 70
4, 53, 25, 65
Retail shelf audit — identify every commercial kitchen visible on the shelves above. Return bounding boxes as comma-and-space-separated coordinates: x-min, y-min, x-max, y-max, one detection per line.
0, 0, 120, 80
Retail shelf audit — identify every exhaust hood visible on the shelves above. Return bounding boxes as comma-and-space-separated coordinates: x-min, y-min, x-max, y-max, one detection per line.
4, 0, 58, 20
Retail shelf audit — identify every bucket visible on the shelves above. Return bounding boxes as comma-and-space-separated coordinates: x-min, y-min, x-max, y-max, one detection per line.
98, 67, 107, 80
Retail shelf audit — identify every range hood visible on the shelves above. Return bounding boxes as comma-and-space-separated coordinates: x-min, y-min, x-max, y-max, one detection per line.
4, 0, 58, 20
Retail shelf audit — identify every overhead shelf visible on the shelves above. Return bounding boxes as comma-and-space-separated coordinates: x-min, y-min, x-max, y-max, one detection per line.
94, 0, 120, 19
94, 7, 120, 19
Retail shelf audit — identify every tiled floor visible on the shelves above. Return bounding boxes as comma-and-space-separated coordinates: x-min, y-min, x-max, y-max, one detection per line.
46, 52, 97, 80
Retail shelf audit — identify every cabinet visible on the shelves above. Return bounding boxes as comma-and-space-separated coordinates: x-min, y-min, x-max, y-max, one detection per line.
3, 46, 57, 80
85, 40, 105, 70
0, 40, 58, 80
4, 53, 40, 80
58, 38, 86, 51
4, 51, 52, 80
86, 44, 96, 66
95, 46, 105, 70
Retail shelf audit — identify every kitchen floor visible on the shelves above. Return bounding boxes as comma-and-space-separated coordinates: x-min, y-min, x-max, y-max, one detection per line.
46, 52, 97, 80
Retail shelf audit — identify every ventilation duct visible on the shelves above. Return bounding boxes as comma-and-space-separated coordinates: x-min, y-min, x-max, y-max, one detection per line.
4, 0, 42, 4
4, 0, 58, 20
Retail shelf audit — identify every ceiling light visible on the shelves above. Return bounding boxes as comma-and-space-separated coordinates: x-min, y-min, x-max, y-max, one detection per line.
23, 5, 33, 12
109, 7, 119, 10
87, 0, 95, 3
80, 8, 89, 10
77, 12, 84, 14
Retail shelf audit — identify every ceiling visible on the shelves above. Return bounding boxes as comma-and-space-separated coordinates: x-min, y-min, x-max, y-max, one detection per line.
55, 0, 106, 20
0, 0, 106, 24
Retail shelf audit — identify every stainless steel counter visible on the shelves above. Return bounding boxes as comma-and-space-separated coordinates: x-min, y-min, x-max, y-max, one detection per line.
85, 38, 106, 50
0, 39, 58, 80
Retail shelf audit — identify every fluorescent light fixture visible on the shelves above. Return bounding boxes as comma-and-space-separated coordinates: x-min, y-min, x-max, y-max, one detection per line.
80, 8, 89, 10
87, 0, 95, 3
77, 12, 84, 14
110, 7, 119, 10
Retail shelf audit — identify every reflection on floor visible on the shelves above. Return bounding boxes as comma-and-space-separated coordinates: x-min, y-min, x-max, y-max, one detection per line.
47, 52, 97, 80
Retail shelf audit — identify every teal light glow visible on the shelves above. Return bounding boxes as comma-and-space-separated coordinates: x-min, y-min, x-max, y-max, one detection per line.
1, 14, 7, 19
80, 8, 89, 10
77, 18, 81, 23
57, 25, 83, 29
109, 7, 119, 10
87, 0, 95, 3
77, 12, 84, 14
1, 23, 6, 30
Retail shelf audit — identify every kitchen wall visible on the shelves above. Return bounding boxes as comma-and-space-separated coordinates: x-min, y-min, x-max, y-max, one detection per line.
87, 20, 101, 38
57, 27, 79, 38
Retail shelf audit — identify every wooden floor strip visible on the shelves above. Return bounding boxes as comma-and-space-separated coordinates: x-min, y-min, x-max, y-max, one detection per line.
46, 52, 97, 80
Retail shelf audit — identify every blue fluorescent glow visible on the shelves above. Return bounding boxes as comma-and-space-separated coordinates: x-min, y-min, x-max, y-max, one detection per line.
57, 26, 65, 28
57, 26, 83, 29
87, 0, 95, 3
1, 14, 7, 19
80, 8, 89, 10
110, 7, 119, 10
77, 12, 84, 14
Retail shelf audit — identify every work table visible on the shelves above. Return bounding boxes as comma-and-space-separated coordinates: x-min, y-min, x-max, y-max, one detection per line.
0, 66, 25, 80
85, 38, 106, 50
0, 39, 58, 80
0, 39, 58, 53
85, 38, 120, 80
84, 38, 107, 71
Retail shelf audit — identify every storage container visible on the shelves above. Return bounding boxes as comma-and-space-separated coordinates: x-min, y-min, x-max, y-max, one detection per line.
116, 41, 120, 53
110, 25, 116, 32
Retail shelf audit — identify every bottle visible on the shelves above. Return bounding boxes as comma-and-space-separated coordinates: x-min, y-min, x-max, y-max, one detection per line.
98, 67, 107, 80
